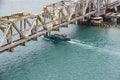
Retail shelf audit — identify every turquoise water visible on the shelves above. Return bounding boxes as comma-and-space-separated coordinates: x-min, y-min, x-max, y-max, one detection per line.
0, 0, 120, 80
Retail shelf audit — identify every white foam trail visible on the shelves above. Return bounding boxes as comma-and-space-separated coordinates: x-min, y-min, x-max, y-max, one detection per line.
68, 39, 94, 48
41, 36, 50, 41
68, 39, 120, 55
41, 35, 44, 38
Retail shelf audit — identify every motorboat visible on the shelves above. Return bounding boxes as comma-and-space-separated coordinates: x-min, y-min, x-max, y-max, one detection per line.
44, 34, 71, 42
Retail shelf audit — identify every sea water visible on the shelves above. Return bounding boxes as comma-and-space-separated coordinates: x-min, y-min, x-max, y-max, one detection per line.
0, 0, 120, 80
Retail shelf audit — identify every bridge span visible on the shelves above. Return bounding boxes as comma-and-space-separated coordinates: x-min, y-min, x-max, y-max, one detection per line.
0, 0, 120, 53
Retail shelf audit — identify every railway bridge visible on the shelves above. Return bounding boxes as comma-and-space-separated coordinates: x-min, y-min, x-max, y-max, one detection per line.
0, 0, 120, 53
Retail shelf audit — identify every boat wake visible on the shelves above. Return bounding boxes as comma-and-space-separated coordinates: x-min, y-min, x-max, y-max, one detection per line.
68, 39, 120, 55
68, 39, 95, 49
42, 35, 120, 55
41, 36, 50, 41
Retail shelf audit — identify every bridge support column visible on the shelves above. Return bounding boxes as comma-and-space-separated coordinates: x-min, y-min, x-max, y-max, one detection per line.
8, 47, 14, 52
31, 25, 39, 41
33, 37, 38, 41
20, 42, 27, 46
45, 32, 51, 36
114, 6, 118, 12
76, 18, 83, 25
75, 20, 78, 25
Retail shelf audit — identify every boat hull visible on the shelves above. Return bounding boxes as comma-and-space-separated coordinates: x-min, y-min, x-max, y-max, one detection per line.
44, 35, 71, 42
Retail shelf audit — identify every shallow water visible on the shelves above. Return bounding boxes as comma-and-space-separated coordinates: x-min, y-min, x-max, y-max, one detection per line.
0, 0, 120, 80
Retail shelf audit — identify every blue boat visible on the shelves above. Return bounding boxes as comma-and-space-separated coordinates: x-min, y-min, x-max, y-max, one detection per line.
44, 34, 71, 42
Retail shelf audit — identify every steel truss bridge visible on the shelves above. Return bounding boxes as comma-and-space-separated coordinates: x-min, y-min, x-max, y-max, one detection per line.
0, 0, 120, 53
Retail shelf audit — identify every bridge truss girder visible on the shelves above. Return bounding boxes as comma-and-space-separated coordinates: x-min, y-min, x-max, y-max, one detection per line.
0, 0, 119, 52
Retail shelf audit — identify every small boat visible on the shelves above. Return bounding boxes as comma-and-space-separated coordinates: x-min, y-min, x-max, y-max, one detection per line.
44, 34, 71, 42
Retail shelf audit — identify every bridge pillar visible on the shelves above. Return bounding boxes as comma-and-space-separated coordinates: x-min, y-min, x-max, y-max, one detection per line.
8, 47, 14, 52
31, 24, 39, 41
114, 6, 118, 12
33, 37, 38, 41
45, 31, 51, 36
20, 41, 27, 46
